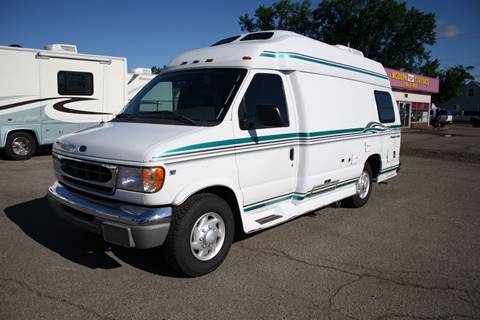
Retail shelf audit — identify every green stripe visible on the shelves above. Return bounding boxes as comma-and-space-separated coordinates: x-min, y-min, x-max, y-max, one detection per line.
244, 178, 359, 213
259, 51, 389, 80
155, 125, 399, 159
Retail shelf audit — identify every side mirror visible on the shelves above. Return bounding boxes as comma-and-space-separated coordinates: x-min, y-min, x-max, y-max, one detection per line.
256, 104, 287, 127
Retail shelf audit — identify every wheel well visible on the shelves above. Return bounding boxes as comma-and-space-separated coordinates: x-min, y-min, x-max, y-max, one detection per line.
366, 154, 381, 179
6, 129, 39, 147
192, 186, 243, 237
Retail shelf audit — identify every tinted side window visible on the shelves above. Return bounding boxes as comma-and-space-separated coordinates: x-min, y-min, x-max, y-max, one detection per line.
58, 71, 94, 96
239, 74, 289, 130
374, 91, 395, 123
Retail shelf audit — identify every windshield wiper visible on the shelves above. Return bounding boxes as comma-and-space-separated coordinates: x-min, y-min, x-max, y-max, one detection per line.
114, 113, 133, 120
140, 111, 198, 125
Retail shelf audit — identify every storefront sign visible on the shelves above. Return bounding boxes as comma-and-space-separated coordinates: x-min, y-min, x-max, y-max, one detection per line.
385, 68, 439, 93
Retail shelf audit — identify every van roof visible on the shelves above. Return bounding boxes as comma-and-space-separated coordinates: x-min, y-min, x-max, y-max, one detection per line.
165, 30, 389, 86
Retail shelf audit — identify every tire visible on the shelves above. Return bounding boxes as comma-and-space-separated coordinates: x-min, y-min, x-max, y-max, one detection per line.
163, 193, 235, 277
5, 131, 37, 160
344, 163, 372, 208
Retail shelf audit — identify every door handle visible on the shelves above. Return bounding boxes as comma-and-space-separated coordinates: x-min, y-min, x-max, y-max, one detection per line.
290, 148, 294, 161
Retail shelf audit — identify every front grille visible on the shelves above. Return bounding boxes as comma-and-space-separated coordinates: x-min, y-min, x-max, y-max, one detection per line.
60, 158, 112, 183
56, 155, 117, 194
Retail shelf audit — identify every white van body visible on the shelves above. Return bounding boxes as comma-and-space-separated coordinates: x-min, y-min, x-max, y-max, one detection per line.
48, 31, 401, 276
0, 45, 155, 159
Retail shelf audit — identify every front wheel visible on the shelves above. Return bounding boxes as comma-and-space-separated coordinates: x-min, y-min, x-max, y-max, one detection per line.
163, 193, 235, 277
344, 163, 372, 208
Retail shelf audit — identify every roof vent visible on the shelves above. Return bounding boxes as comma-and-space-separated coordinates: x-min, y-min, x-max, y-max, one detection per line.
335, 45, 364, 57
130, 68, 152, 75
44, 44, 78, 53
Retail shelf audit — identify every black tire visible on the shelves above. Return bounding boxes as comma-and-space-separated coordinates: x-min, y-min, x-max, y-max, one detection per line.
163, 193, 235, 277
5, 131, 37, 160
344, 163, 372, 208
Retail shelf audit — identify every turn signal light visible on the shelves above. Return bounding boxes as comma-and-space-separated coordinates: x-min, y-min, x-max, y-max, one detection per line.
143, 167, 165, 193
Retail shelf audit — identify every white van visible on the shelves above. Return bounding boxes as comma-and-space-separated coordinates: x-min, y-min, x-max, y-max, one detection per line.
48, 31, 401, 276
0, 44, 155, 160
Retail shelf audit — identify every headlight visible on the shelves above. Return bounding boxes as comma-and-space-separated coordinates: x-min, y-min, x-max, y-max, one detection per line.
117, 166, 165, 193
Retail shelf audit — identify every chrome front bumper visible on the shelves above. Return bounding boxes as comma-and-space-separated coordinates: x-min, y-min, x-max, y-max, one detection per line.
48, 181, 172, 248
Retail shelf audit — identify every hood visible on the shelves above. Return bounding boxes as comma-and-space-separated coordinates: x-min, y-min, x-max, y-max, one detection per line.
54, 122, 203, 163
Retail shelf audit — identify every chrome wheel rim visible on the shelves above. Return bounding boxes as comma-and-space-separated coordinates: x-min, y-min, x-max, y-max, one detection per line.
190, 212, 225, 261
11, 137, 31, 156
356, 170, 370, 199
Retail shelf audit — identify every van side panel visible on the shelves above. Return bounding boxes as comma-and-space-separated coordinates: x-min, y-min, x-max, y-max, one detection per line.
290, 71, 398, 196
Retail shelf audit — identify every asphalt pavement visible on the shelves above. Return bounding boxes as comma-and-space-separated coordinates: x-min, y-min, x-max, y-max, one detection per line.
1, 127, 479, 320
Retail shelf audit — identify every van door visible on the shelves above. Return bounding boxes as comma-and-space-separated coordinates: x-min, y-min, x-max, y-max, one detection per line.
38, 57, 104, 144
233, 70, 299, 210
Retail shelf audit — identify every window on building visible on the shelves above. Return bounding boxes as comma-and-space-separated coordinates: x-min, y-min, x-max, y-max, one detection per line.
468, 88, 474, 96
374, 91, 395, 123
58, 71, 94, 96
238, 73, 289, 130
411, 102, 429, 123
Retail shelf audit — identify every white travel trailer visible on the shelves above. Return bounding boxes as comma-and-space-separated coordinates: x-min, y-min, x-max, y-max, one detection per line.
127, 68, 157, 100
48, 31, 401, 276
0, 44, 155, 160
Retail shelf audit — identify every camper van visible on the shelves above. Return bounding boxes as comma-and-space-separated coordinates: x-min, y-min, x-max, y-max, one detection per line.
48, 31, 401, 276
0, 44, 155, 160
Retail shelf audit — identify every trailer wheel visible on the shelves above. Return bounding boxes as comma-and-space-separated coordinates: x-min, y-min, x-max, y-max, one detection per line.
163, 193, 235, 277
344, 163, 372, 208
5, 131, 37, 160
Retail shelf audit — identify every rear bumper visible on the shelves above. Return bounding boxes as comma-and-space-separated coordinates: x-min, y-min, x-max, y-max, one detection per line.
48, 181, 172, 249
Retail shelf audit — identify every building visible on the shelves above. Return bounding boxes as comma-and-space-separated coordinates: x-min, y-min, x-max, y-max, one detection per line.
441, 81, 480, 121
385, 68, 440, 128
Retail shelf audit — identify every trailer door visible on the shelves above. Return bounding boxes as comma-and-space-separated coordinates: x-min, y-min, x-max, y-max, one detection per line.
38, 55, 105, 144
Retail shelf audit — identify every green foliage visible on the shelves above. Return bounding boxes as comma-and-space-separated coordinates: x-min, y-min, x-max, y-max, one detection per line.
239, 0, 314, 36
239, 0, 436, 72
434, 65, 474, 104
151, 66, 162, 74
239, 0, 475, 103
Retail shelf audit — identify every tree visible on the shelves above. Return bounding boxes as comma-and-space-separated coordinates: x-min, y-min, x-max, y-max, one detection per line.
239, 0, 314, 36
151, 66, 162, 74
239, 0, 436, 72
239, 0, 475, 103
433, 65, 474, 104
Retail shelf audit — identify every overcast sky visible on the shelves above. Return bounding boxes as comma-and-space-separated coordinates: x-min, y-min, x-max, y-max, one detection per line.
1, 0, 479, 78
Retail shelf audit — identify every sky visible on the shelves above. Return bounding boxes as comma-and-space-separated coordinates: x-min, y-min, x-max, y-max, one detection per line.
1, 0, 479, 78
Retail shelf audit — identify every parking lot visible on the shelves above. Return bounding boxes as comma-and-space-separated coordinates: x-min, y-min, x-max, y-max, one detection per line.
1, 125, 479, 320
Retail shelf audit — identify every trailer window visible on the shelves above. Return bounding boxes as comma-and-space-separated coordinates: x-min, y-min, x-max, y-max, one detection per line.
374, 91, 395, 123
58, 71, 94, 96
239, 73, 289, 130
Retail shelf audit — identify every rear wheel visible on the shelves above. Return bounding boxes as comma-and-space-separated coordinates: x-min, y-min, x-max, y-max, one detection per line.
344, 163, 372, 208
5, 131, 37, 160
163, 193, 235, 277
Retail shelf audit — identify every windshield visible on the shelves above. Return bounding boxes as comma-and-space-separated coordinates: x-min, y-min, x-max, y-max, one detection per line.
116, 68, 247, 126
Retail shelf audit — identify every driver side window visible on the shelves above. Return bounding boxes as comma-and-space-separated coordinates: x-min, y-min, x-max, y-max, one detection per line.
238, 73, 289, 130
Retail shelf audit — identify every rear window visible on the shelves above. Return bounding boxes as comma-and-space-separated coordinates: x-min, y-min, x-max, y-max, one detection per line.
374, 91, 395, 123
240, 32, 274, 41
211, 35, 240, 46
58, 71, 93, 96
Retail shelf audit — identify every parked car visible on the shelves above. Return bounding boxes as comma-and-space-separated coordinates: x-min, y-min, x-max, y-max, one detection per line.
430, 109, 453, 127
48, 31, 401, 276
